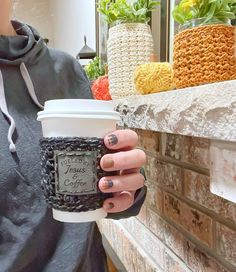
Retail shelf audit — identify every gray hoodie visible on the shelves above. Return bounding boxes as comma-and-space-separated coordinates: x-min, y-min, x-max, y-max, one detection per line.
0, 21, 146, 272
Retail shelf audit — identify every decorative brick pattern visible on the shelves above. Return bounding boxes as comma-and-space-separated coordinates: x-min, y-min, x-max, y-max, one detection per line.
216, 223, 236, 267
182, 137, 210, 168
162, 133, 210, 168
184, 169, 236, 222
155, 161, 183, 193
137, 129, 159, 154
146, 208, 185, 260
145, 180, 160, 213
156, 187, 163, 214
185, 241, 231, 272
99, 130, 236, 272
145, 155, 159, 181
162, 133, 183, 160
164, 192, 213, 247
164, 251, 190, 272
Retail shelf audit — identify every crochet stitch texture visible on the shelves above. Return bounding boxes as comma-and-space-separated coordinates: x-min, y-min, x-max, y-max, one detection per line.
173, 24, 236, 89
134, 62, 174, 94
40, 137, 114, 212
107, 23, 154, 99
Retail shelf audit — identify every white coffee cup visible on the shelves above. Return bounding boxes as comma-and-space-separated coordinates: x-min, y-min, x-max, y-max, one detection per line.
37, 99, 120, 223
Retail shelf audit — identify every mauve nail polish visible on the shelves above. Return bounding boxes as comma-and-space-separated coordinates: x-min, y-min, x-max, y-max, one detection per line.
102, 157, 114, 168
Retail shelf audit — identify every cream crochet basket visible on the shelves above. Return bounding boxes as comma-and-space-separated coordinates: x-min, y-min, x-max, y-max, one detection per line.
107, 23, 154, 99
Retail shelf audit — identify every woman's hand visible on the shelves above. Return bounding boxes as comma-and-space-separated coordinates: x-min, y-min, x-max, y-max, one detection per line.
99, 129, 146, 213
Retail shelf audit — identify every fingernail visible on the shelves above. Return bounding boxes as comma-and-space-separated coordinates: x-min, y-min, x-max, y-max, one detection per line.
106, 180, 114, 189
101, 180, 114, 190
107, 134, 118, 146
105, 202, 114, 210
102, 157, 114, 168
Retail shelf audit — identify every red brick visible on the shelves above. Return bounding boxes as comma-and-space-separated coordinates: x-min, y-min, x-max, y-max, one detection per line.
146, 208, 165, 240
145, 155, 159, 181
184, 169, 236, 222
145, 157, 183, 195
164, 193, 213, 246
156, 161, 183, 193
156, 187, 163, 213
163, 223, 186, 260
216, 223, 236, 267
185, 241, 231, 272
164, 251, 190, 272
162, 133, 183, 160
145, 182, 158, 211
182, 137, 210, 168
162, 134, 209, 168
144, 181, 162, 214
137, 129, 160, 154
146, 208, 185, 260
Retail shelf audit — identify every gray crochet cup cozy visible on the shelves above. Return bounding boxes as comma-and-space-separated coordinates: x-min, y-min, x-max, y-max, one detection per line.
40, 137, 114, 212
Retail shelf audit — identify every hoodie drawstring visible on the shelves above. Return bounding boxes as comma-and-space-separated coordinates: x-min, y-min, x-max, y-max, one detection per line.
0, 64, 44, 153
0, 70, 17, 152
20, 63, 44, 110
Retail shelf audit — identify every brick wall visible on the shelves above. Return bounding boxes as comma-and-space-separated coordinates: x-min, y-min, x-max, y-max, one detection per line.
98, 129, 236, 272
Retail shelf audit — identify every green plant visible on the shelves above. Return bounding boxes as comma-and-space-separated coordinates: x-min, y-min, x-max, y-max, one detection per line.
84, 57, 105, 80
97, 0, 160, 25
173, 0, 236, 25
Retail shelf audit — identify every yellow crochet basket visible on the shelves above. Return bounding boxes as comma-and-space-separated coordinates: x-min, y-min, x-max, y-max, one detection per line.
134, 62, 174, 94
173, 24, 236, 89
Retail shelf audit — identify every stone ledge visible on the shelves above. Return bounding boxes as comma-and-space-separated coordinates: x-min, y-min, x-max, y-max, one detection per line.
115, 80, 236, 142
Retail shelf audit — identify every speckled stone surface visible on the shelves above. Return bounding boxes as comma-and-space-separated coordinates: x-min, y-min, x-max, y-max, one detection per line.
115, 80, 236, 142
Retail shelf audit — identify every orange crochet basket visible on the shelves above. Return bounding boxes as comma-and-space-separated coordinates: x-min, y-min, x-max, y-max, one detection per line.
173, 24, 236, 89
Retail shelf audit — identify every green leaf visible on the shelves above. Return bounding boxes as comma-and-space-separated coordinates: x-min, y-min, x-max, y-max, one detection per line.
205, 2, 217, 19
172, 9, 186, 24
97, 0, 160, 25
172, 0, 236, 24
135, 8, 147, 15
216, 11, 236, 18
85, 57, 105, 80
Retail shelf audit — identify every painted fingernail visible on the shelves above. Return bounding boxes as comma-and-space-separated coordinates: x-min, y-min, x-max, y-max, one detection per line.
102, 157, 114, 168
107, 180, 114, 189
107, 134, 118, 146
101, 180, 114, 190
106, 202, 114, 210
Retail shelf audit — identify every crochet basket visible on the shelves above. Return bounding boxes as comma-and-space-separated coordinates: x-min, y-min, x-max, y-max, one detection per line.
134, 62, 175, 94
173, 24, 236, 89
107, 23, 154, 99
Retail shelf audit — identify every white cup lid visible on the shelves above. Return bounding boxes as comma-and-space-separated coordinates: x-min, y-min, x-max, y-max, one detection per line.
37, 99, 120, 121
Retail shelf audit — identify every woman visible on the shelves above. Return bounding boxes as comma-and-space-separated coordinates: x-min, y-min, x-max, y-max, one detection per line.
0, 0, 146, 271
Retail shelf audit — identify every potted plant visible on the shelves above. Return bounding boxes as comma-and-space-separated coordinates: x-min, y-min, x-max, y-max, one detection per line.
85, 57, 111, 100
84, 56, 105, 82
172, 0, 236, 89
97, 0, 160, 99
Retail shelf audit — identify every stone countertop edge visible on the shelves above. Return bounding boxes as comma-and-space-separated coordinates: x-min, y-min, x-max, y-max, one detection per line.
114, 80, 236, 143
